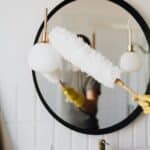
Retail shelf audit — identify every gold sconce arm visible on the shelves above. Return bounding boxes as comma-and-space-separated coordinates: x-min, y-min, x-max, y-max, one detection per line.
92, 31, 96, 49
42, 8, 49, 43
128, 23, 134, 52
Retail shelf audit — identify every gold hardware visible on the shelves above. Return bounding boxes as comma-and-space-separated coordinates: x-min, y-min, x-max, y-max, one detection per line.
128, 26, 134, 52
115, 79, 137, 97
92, 31, 96, 49
99, 139, 109, 150
41, 8, 49, 43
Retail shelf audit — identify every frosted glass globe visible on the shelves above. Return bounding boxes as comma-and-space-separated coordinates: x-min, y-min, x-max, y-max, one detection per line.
28, 43, 62, 73
120, 51, 142, 72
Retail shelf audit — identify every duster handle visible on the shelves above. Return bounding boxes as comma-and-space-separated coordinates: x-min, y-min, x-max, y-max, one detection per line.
115, 79, 138, 97
42, 8, 49, 43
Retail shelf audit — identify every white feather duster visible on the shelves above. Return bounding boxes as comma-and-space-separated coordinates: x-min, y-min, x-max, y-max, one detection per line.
43, 69, 61, 84
50, 26, 122, 88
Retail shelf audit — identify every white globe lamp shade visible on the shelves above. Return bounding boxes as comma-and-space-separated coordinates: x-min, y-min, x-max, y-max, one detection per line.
120, 51, 142, 72
28, 43, 62, 73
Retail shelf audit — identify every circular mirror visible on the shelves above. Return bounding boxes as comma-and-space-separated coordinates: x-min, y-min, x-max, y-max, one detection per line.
32, 0, 150, 134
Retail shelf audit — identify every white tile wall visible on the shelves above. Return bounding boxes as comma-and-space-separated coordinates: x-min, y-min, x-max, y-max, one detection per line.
0, 0, 150, 150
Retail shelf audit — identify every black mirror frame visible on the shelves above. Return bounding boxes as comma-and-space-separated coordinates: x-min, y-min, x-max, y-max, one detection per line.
32, 0, 150, 135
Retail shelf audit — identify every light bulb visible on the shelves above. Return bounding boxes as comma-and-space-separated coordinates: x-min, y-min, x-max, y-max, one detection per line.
120, 51, 142, 72
28, 43, 62, 73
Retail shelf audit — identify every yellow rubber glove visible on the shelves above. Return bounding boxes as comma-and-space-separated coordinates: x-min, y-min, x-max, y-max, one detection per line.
62, 86, 85, 108
134, 95, 150, 114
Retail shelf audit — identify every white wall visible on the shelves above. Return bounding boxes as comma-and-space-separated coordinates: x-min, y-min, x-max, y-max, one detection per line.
0, 0, 150, 150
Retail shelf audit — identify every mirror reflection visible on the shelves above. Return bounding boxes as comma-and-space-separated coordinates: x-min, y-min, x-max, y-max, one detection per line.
36, 0, 149, 129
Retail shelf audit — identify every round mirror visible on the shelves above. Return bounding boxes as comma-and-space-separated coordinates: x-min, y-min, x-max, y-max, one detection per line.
32, 0, 150, 134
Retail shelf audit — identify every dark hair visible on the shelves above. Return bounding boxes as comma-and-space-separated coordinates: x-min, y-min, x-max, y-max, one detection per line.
77, 34, 91, 46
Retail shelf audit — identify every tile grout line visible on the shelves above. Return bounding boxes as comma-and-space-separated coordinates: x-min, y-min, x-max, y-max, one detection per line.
86, 134, 89, 150
71, 130, 73, 150
133, 119, 136, 149
15, 83, 19, 150
131, 123, 134, 150
51, 118, 55, 150
33, 92, 37, 148
145, 116, 148, 148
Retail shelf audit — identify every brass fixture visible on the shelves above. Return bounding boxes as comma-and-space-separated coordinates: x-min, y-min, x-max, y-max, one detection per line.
115, 79, 138, 96
99, 139, 109, 150
128, 26, 134, 52
41, 8, 49, 43
92, 31, 96, 49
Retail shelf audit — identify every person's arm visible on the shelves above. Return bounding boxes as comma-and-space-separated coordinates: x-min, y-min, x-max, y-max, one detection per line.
81, 89, 99, 115
81, 78, 101, 115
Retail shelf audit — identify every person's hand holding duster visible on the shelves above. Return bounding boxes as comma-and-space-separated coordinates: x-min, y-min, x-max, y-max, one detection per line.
134, 95, 150, 114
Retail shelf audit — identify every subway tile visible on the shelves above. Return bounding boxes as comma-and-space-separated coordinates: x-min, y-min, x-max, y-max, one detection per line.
36, 122, 54, 150
104, 132, 119, 150
36, 95, 53, 122
71, 131, 88, 150
133, 115, 147, 149
0, 82, 17, 123
17, 123, 34, 150
54, 121, 72, 150
88, 135, 104, 150
119, 125, 134, 149
6, 124, 17, 150
17, 78, 35, 122
148, 116, 150, 147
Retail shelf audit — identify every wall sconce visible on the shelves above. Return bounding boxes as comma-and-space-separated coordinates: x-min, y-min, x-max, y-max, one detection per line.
119, 25, 142, 72
28, 8, 62, 73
